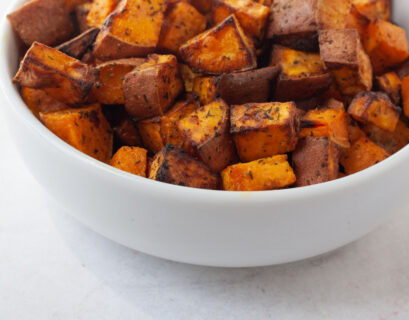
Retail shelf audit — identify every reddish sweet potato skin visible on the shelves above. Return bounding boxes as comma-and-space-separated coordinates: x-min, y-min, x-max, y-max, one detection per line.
55, 28, 100, 60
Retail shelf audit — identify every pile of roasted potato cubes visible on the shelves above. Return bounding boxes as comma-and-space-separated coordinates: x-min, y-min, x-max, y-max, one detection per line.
9, 0, 409, 191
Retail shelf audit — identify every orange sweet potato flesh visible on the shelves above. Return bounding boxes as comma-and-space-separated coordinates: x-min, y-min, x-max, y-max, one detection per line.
346, 4, 370, 41
21, 87, 68, 118
137, 116, 165, 153
364, 20, 409, 75
76, 2, 93, 33
192, 77, 219, 105
352, 0, 390, 21
340, 137, 389, 174
179, 15, 257, 75
402, 75, 409, 118
87, 0, 118, 28
221, 154, 296, 191
178, 64, 202, 92
40, 103, 113, 162
113, 118, 143, 147
376, 72, 401, 105
110, 146, 148, 177
231, 102, 299, 162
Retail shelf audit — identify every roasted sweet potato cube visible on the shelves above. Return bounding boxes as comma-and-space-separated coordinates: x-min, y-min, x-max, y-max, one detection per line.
192, 77, 219, 105
87, 0, 118, 28
212, 0, 270, 42
376, 72, 401, 105
271, 45, 332, 101
352, 0, 390, 20
7, 0, 74, 46
113, 118, 142, 147
158, 1, 207, 54
76, 2, 93, 33
93, 0, 168, 60
21, 87, 68, 118
13, 42, 95, 106
221, 154, 296, 191
137, 116, 165, 153
179, 15, 257, 75
292, 137, 340, 187
340, 137, 389, 174
348, 91, 401, 132
123, 54, 183, 120
346, 4, 370, 41
402, 75, 409, 118
55, 28, 100, 60
231, 102, 299, 162
177, 99, 235, 172
110, 146, 148, 177
319, 29, 373, 96
300, 108, 350, 149
178, 64, 202, 92
40, 103, 113, 162
321, 98, 345, 110
93, 58, 145, 105
364, 20, 409, 75
363, 120, 409, 154
149, 144, 220, 189
345, 115, 366, 144
160, 96, 198, 148
190, 0, 212, 13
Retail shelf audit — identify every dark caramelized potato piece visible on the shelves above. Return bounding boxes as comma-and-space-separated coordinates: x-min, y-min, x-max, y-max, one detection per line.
7, 0, 74, 46
13, 42, 95, 106
55, 28, 100, 60
21, 87, 68, 118
190, 0, 212, 13
149, 144, 220, 189
231, 102, 299, 162
221, 155, 296, 191
292, 137, 340, 187
137, 116, 165, 154
376, 72, 401, 105
179, 15, 257, 75
110, 146, 148, 177
113, 118, 143, 147
123, 54, 183, 120
177, 99, 236, 172
348, 91, 401, 132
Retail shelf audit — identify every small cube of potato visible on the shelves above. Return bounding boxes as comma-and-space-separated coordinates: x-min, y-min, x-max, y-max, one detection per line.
300, 108, 350, 149
76, 2, 93, 33
13, 42, 95, 106
340, 137, 389, 174
271, 45, 332, 101
137, 116, 165, 153
190, 0, 212, 13
221, 155, 296, 191
212, 0, 270, 42
402, 75, 409, 118
7, 0, 74, 46
376, 72, 401, 105
178, 64, 203, 92
192, 77, 219, 105
21, 87, 68, 119
55, 28, 100, 60
40, 103, 113, 162
149, 144, 220, 189
93, 58, 145, 105
231, 102, 299, 162
319, 29, 373, 96
158, 1, 207, 54
87, 0, 118, 28
363, 120, 409, 154
364, 20, 409, 75
346, 115, 367, 144
160, 96, 198, 148
179, 15, 257, 75
292, 137, 340, 187
348, 91, 401, 132
93, 0, 168, 60
352, 0, 390, 21
177, 99, 236, 172
110, 146, 148, 177
346, 4, 370, 41
113, 118, 142, 147
123, 54, 184, 120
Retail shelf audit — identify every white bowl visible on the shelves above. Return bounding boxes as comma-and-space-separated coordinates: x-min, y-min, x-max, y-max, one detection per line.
1, 0, 408, 267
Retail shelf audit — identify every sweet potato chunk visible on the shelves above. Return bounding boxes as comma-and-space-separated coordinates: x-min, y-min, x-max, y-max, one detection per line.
76, 2, 93, 33
21, 87, 68, 118
364, 20, 409, 75
221, 154, 295, 191
271, 45, 331, 101
138, 116, 164, 153
110, 146, 148, 177
179, 64, 202, 92
212, 0, 270, 42
190, 0, 212, 13
40, 103, 113, 162
300, 108, 350, 149
87, 0, 118, 28
292, 137, 340, 187
113, 118, 142, 147
177, 99, 235, 172
56, 28, 100, 60
93, 58, 145, 105
402, 75, 409, 118
192, 77, 219, 105
158, 1, 206, 54
93, 0, 168, 60
179, 15, 257, 75
346, 115, 366, 144
319, 29, 372, 96
376, 72, 401, 105
13, 42, 95, 106
346, 4, 370, 41
231, 102, 299, 162
149, 144, 220, 189
348, 91, 401, 132
123, 54, 183, 120
352, 0, 390, 20
7, 0, 74, 46
340, 137, 389, 174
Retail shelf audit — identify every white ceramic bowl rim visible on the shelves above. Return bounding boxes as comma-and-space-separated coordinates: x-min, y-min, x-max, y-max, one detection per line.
1, 0, 406, 206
